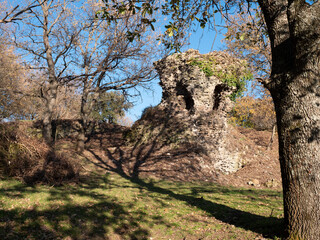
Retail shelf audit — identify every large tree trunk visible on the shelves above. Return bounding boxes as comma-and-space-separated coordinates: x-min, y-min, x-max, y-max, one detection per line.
41, 1, 58, 146
42, 96, 56, 145
76, 121, 86, 153
77, 83, 96, 153
258, 0, 320, 238
271, 72, 320, 239
77, 90, 89, 153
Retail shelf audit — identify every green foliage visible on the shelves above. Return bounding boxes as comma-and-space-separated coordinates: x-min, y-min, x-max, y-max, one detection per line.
220, 71, 253, 101
189, 57, 252, 101
190, 59, 215, 77
90, 91, 133, 123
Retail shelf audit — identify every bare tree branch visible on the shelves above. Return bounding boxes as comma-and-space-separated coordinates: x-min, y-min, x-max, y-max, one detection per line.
0, 1, 45, 24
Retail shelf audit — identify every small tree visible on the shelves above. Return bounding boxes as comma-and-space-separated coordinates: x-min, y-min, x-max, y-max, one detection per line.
10, 0, 80, 145
90, 91, 132, 124
229, 96, 276, 130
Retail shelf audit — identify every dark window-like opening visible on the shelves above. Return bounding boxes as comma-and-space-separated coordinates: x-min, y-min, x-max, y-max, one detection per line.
213, 84, 228, 110
176, 81, 194, 111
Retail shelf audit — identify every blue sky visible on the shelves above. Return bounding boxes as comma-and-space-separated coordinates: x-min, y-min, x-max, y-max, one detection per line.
4, 0, 228, 123
126, 25, 227, 122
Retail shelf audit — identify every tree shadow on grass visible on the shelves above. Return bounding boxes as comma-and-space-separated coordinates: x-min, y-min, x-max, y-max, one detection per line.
86, 149, 285, 239
129, 177, 284, 239
0, 176, 167, 240
79, 104, 285, 238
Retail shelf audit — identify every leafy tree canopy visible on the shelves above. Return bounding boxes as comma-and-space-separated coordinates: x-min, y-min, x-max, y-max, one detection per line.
90, 91, 133, 124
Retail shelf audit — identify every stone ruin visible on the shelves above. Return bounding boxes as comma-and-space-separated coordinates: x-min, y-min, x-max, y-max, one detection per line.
131, 49, 251, 174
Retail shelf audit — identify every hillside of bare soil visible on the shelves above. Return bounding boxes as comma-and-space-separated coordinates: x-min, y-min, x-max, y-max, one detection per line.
83, 123, 281, 190
1, 120, 280, 189
217, 126, 280, 189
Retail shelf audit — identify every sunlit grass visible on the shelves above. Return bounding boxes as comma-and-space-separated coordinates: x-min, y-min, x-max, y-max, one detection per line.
0, 173, 284, 239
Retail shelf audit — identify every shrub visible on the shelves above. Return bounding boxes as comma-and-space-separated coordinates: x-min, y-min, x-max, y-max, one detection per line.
0, 122, 79, 185
228, 96, 276, 130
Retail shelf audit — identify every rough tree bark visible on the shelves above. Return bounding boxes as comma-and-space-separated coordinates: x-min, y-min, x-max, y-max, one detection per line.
258, 0, 320, 238
41, 1, 58, 145
76, 89, 88, 153
77, 82, 96, 153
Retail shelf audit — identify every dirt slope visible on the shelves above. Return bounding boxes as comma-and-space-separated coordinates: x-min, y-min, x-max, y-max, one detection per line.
217, 126, 280, 189
84, 124, 281, 190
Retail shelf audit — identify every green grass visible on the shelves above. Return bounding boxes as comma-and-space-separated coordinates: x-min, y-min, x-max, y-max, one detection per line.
0, 173, 284, 239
